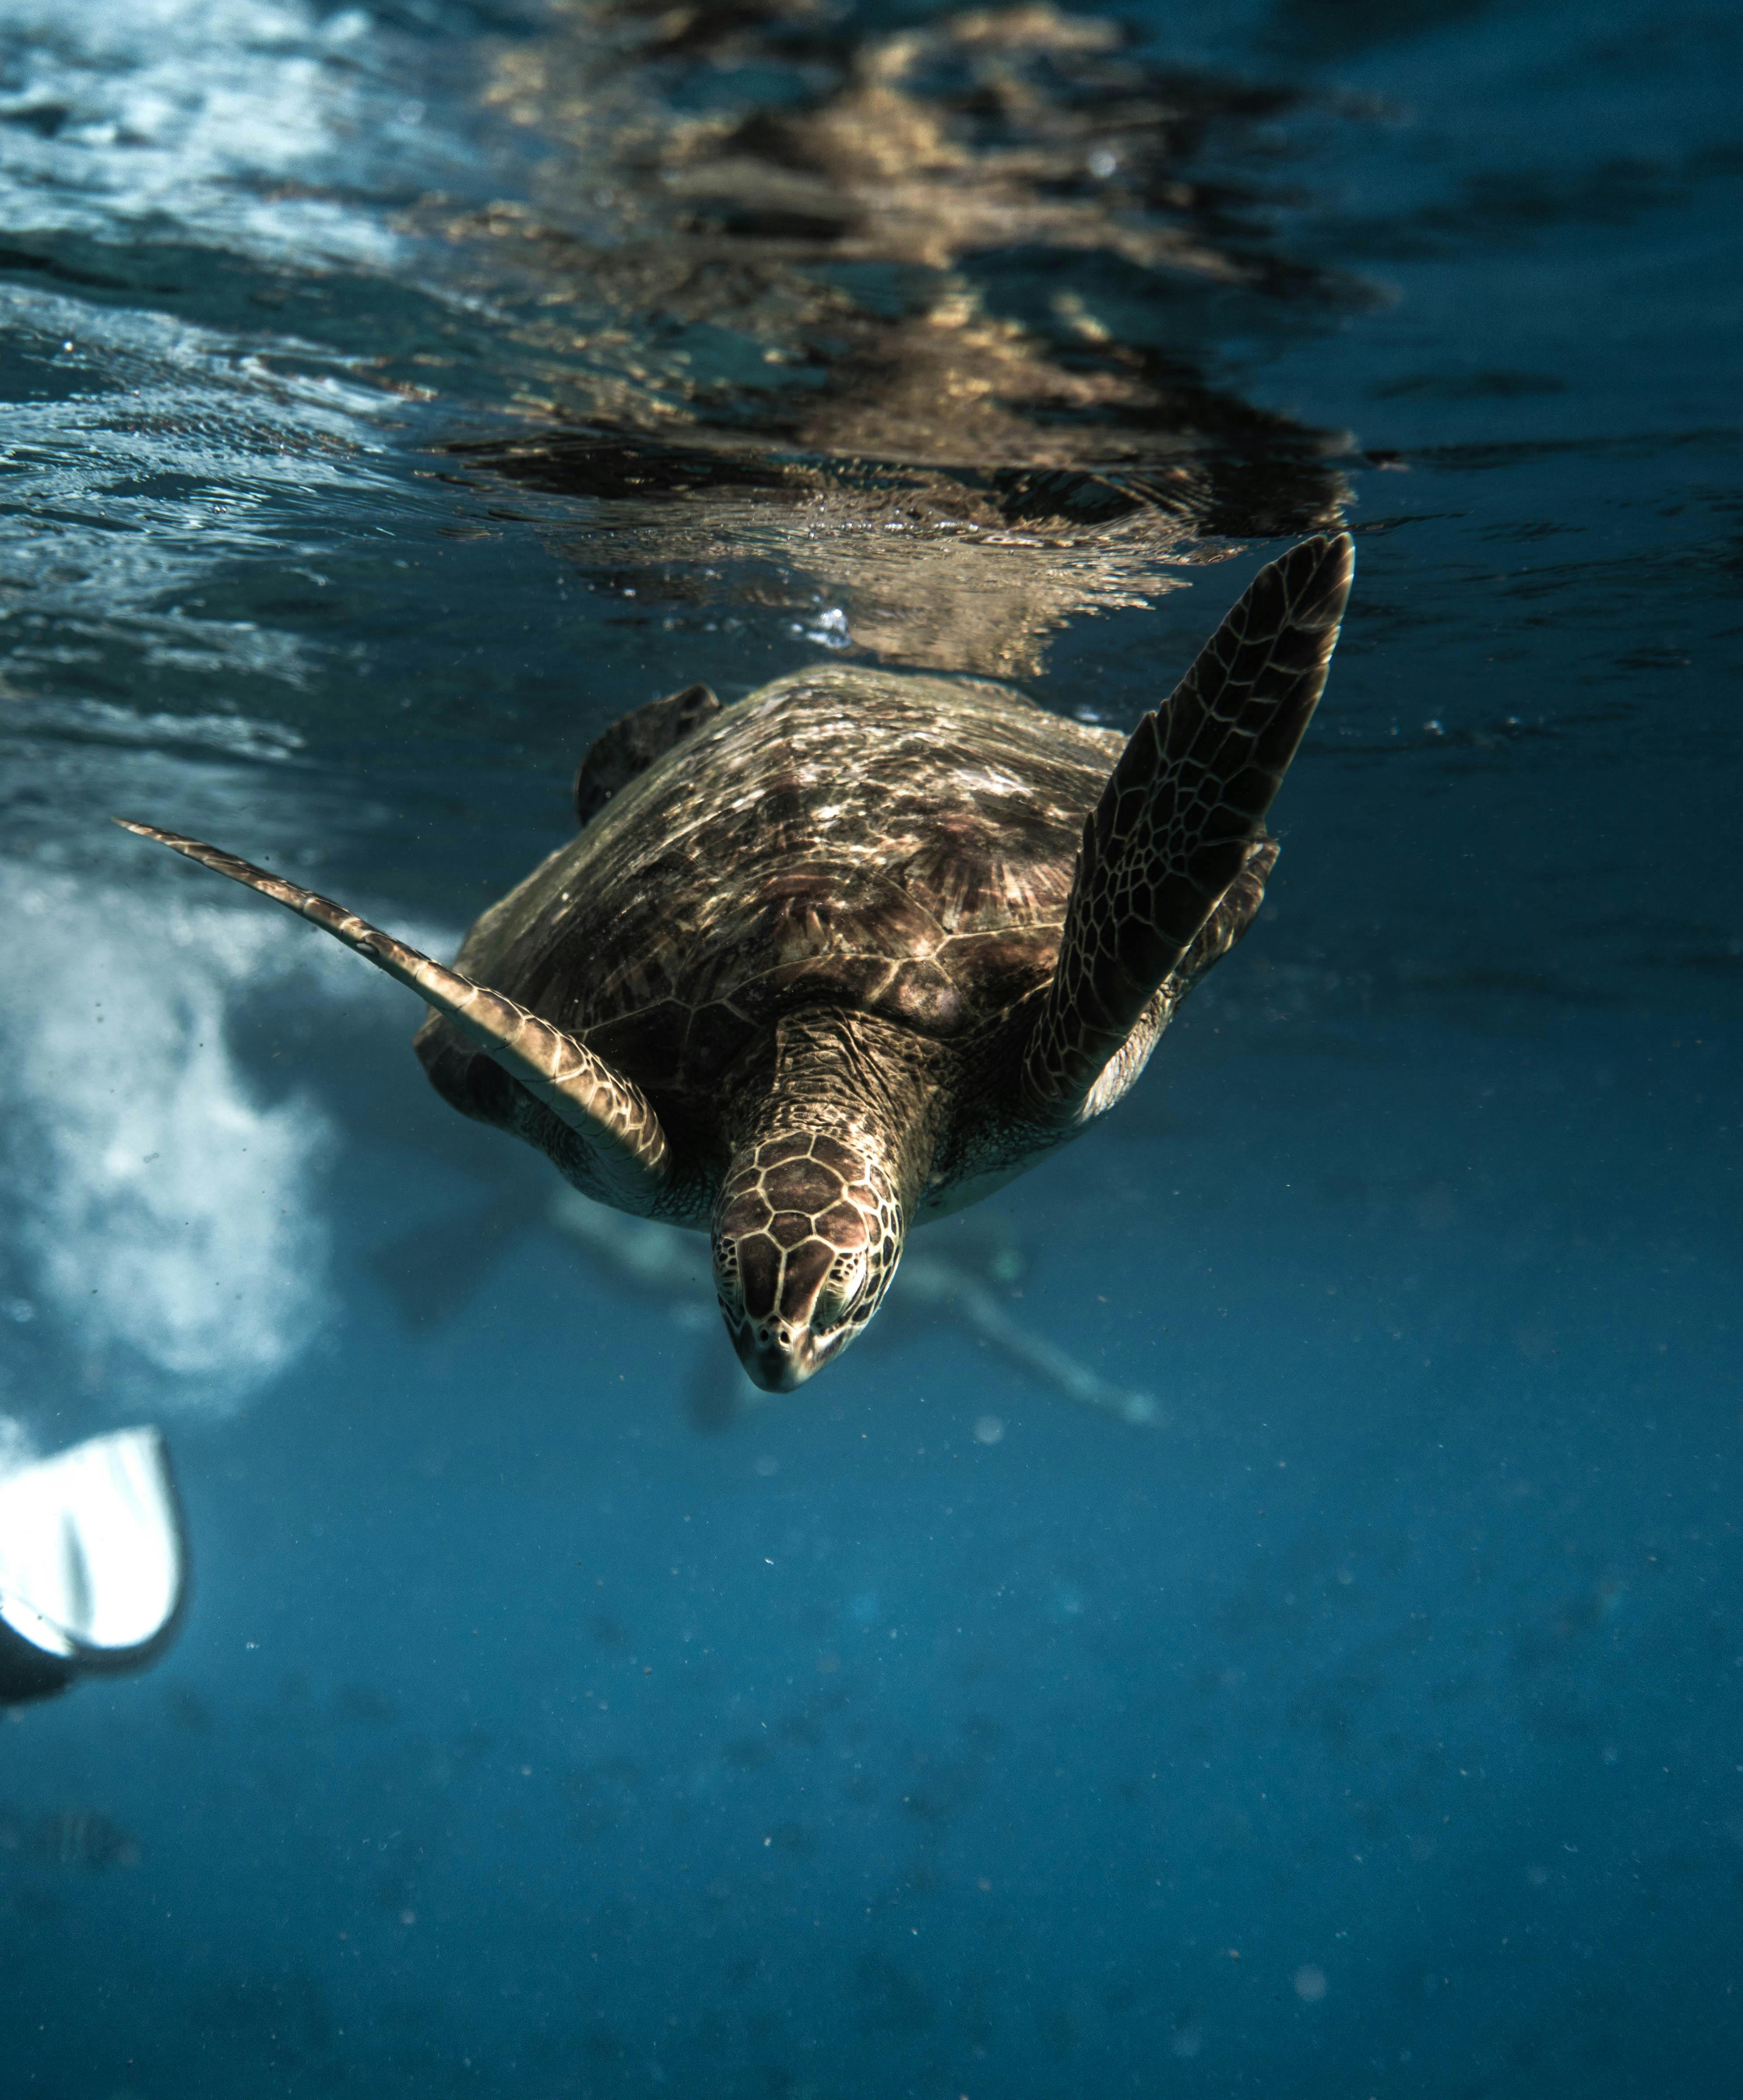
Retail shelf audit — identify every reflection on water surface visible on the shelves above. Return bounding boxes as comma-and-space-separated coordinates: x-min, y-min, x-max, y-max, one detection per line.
455, 0, 1358, 667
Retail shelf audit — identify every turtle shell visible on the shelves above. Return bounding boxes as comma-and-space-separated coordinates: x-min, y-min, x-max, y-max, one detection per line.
439, 665, 1123, 1110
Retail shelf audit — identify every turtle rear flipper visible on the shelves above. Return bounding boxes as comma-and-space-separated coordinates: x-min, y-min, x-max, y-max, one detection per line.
573, 683, 720, 827
112, 822, 672, 1213
1022, 532, 1353, 1124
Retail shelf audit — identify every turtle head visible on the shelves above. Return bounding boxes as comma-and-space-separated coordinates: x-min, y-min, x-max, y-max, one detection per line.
711, 1132, 905, 1391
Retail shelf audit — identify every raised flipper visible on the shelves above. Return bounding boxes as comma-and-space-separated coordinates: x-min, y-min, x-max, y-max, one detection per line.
572, 682, 720, 826
112, 821, 671, 1212
1022, 532, 1353, 1124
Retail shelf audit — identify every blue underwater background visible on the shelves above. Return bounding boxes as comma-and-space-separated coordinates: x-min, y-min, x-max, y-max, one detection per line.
0, 0, 1739, 2094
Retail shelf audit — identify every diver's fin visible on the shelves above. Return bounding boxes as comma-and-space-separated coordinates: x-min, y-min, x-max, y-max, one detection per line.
1021, 533, 1353, 1123
0, 1428, 188, 1704
113, 821, 671, 1212
572, 683, 721, 827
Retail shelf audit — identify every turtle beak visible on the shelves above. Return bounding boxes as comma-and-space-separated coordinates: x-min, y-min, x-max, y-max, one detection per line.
733, 1320, 845, 1393
715, 1232, 865, 1391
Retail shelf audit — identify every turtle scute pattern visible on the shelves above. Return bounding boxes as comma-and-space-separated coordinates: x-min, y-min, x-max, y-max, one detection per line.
712, 1129, 904, 1385
485, 665, 1118, 1097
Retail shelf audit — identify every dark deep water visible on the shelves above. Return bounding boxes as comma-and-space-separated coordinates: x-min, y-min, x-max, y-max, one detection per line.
1, 0, 1740, 2093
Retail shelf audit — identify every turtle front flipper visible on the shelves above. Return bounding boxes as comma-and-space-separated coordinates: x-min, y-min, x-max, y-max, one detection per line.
112, 821, 671, 1213
1022, 532, 1353, 1125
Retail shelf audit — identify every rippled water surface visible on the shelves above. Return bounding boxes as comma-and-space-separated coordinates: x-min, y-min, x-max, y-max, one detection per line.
1, 0, 1739, 2093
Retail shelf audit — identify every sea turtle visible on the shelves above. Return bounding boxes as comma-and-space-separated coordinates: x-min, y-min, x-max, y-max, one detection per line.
117, 533, 1352, 1392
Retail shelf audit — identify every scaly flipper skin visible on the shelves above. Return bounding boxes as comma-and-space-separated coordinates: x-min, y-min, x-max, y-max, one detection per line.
1021, 532, 1354, 1124
111, 820, 671, 1212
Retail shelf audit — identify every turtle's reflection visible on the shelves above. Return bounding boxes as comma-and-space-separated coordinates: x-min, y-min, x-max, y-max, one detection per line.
444, 0, 1361, 674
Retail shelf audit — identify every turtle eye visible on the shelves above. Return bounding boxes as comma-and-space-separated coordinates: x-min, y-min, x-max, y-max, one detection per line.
813, 1249, 869, 1333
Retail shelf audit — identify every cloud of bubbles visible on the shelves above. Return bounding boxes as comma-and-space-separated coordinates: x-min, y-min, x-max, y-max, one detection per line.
0, 860, 367, 1417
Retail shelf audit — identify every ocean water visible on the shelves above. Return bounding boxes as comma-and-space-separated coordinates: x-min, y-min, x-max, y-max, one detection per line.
0, 0, 1739, 2092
